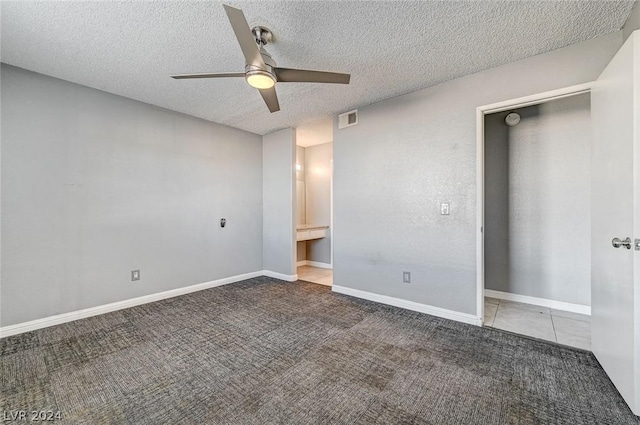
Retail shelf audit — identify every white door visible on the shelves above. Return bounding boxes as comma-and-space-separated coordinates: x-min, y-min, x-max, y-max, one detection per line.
591, 31, 640, 415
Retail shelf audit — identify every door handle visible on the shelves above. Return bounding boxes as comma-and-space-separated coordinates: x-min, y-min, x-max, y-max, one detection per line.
612, 237, 632, 249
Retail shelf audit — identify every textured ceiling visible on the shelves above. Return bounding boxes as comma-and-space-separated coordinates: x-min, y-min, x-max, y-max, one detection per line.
1, 1, 635, 135
296, 118, 333, 147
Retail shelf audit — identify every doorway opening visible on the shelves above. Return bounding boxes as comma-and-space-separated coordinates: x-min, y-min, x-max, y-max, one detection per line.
295, 120, 334, 286
477, 84, 593, 349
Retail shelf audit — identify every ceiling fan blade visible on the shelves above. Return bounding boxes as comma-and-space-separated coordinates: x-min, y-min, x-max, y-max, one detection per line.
223, 4, 265, 68
259, 87, 280, 113
274, 68, 350, 84
171, 72, 245, 79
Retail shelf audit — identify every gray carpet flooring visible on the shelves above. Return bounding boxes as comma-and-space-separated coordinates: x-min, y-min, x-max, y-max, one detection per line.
1, 276, 639, 424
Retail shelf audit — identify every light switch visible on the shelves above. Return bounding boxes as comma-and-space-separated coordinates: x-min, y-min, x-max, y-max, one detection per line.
441, 203, 450, 215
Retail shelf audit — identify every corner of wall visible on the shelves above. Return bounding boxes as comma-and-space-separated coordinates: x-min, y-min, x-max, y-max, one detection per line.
623, 3, 640, 42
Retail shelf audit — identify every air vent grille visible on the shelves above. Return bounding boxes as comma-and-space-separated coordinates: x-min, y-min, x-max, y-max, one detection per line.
338, 110, 358, 129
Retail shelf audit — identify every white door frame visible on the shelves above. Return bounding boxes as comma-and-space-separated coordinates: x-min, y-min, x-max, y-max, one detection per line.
475, 82, 594, 323
330, 159, 334, 268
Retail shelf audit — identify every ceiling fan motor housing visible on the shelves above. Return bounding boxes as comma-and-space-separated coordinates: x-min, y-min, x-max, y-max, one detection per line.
245, 49, 277, 84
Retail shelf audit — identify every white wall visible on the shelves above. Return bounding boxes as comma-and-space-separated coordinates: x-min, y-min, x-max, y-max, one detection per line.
333, 31, 622, 315
296, 145, 306, 262
484, 94, 591, 306
1, 64, 263, 326
305, 142, 333, 265
263, 128, 296, 277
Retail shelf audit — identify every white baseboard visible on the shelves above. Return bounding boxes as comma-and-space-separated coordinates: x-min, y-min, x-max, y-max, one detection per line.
0, 271, 263, 338
332, 285, 482, 326
484, 289, 591, 315
295, 260, 333, 269
307, 261, 332, 269
262, 270, 298, 282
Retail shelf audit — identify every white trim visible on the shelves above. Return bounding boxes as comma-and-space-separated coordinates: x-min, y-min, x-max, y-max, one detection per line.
307, 261, 332, 269
332, 285, 482, 326
480, 82, 594, 115
295, 260, 333, 270
634, 31, 640, 416
262, 270, 298, 282
330, 158, 334, 268
476, 82, 594, 327
0, 271, 263, 338
484, 289, 591, 315
476, 106, 485, 322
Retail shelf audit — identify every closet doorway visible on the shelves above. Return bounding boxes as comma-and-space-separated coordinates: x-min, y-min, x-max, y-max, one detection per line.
477, 85, 592, 349
295, 119, 334, 286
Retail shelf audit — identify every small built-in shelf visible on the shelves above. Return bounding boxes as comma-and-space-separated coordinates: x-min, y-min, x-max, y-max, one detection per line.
296, 224, 329, 241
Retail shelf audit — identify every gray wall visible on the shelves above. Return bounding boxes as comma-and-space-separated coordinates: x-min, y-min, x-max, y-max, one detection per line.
484, 94, 591, 306
333, 31, 622, 315
305, 142, 333, 265
263, 128, 296, 276
484, 111, 510, 300
1, 64, 263, 326
296, 241, 307, 263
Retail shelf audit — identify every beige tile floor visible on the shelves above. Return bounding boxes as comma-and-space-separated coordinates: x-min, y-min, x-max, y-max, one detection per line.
297, 265, 333, 286
484, 297, 591, 350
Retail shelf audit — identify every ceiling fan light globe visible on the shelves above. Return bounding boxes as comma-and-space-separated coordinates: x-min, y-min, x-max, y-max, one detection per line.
246, 71, 276, 89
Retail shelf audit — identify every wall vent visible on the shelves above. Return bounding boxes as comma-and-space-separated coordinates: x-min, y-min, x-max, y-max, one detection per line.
338, 110, 358, 129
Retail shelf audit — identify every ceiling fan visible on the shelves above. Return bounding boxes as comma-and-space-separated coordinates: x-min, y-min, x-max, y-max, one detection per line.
171, 4, 351, 113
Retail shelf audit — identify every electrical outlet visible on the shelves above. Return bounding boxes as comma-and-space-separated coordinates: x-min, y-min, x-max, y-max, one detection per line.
131, 270, 140, 281
441, 203, 450, 215
403, 271, 411, 283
